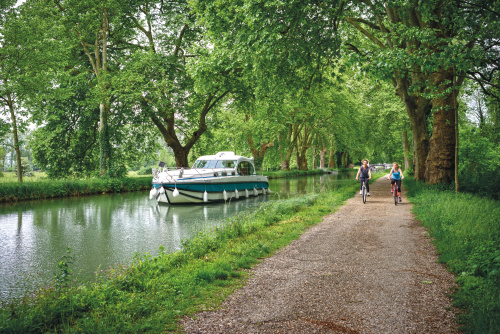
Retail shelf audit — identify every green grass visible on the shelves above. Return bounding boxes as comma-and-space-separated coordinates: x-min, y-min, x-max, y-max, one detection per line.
263, 168, 329, 178
0, 176, 152, 203
0, 180, 360, 333
405, 178, 500, 333
0, 171, 47, 183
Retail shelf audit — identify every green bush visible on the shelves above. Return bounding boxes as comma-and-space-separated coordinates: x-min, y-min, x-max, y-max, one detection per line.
13, 157, 33, 177
137, 166, 154, 176
459, 127, 500, 200
406, 178, 500, 333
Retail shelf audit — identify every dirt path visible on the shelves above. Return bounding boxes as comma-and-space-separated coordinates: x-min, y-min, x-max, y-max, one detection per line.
181, 176, 459, 333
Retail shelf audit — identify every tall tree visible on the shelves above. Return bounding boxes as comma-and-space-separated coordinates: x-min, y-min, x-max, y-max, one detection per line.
0, 1, 45, 182
115, 0, 236, 167
50, 0, 124, 175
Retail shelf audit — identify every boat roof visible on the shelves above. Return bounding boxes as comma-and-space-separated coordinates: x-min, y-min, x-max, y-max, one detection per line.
196, 151, 253, 162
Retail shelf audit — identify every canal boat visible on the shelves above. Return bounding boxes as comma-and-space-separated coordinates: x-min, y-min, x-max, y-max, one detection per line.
149, 151, 270, 204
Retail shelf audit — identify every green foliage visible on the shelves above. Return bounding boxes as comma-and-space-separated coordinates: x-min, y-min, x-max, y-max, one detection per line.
406, 178, 500, 332
137, 166, 154, 176
0, 179, 360, 333
13, 157, 33, 177
459, 126, 500, 199
55, 247, 74, 286
0, 176, 152, 203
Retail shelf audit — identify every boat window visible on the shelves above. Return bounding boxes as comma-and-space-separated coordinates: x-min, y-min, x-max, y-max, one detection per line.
237, 161, 255, 175
215, 160, 237, 168
193, 160, 218, 168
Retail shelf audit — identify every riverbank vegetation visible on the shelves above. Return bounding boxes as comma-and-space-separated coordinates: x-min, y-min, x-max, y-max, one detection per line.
406, 178, 500, 333
0, 181, 360, 333
0, 176, 152, 203
264, 169, 330, 179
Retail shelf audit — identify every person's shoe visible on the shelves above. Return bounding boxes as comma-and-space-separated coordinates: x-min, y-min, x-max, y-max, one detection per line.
367, 192, 370, 196
360, 190, 362, 195
399, 196, 402, 202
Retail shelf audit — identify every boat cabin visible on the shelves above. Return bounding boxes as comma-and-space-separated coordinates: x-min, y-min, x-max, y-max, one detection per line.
192, 151, 256, 176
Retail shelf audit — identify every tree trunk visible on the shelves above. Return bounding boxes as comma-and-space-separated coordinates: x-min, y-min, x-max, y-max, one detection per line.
99, 103, 110, 175
247, 135, 274, 171
342, 151, 349, 168
328, 150, 335, 168
99, 9, 110, 176
173, 147, 189, 168
320, 147, 327, 168
401, 130, 411, 170
394, 77, 431, 180
311, 146, 317, 170
454, 73, 459, 193
425, 71, 457, 184
7, 93, 22, 182
281, 159, 290, 170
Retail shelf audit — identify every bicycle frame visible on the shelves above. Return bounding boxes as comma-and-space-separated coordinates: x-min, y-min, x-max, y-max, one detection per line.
392, 179, 400, 205
362, 181, 367, 204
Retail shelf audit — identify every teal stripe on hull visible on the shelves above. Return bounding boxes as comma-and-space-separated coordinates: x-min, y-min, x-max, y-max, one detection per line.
153, 182, 268, 193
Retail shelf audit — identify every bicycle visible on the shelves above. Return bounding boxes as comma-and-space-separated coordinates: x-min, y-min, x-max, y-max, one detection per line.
361, 180, 367, 204
390, 179, 401, 205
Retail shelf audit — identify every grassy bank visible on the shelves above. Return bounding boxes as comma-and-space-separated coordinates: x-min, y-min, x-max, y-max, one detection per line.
405, 178, 500, 333
263, 168, 353, 179
263, 168, 329, 178
0, 176, 152, 203
0, 180, 359, 333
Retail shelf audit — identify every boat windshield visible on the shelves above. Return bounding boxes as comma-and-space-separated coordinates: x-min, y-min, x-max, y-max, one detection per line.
192, 160, 237, 169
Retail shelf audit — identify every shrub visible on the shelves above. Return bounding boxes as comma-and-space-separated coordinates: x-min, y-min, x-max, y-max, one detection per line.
137, 166, 154, 176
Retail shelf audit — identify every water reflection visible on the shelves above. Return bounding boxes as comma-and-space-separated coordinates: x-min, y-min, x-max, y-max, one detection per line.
0, 172, 355, 302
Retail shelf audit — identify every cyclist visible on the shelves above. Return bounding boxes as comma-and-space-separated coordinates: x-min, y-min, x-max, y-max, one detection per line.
388, 162, 404, 202
356, 159, 372, 196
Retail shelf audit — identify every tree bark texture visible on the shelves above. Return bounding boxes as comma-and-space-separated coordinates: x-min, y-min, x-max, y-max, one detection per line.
311, 146, 317, 170
320, 147, 327, 169
401, 130, 411, 171
341, 151, 348, 168
328, 150, 335, 168
424, 71, 457, 184
393, 76, 431, 180
7, 93, 22, 182
247, 135, 274, 171
295, 126, 312, 170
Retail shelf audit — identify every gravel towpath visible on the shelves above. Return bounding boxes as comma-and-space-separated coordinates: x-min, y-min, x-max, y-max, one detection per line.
181, 176, 459, 333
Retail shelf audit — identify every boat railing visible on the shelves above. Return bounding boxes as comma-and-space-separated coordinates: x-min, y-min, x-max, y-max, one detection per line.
153, 166, 242, 183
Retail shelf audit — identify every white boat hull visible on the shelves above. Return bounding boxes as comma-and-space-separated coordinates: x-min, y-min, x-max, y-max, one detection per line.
152, 176, 269, 205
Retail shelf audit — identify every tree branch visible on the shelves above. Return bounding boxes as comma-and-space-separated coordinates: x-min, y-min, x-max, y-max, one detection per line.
345, 17, 386, 49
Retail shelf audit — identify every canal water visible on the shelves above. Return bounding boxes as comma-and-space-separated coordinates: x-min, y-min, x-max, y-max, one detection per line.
0, 172, 355, 302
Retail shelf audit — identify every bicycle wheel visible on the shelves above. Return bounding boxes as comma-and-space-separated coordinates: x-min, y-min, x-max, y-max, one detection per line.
393, 186, 398, 205
362, 184, 367, 204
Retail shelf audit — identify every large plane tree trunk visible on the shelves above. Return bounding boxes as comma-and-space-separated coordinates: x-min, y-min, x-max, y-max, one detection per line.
394, 76, 431, 180
402, 130, 411, 171
425, 70, 458, 184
